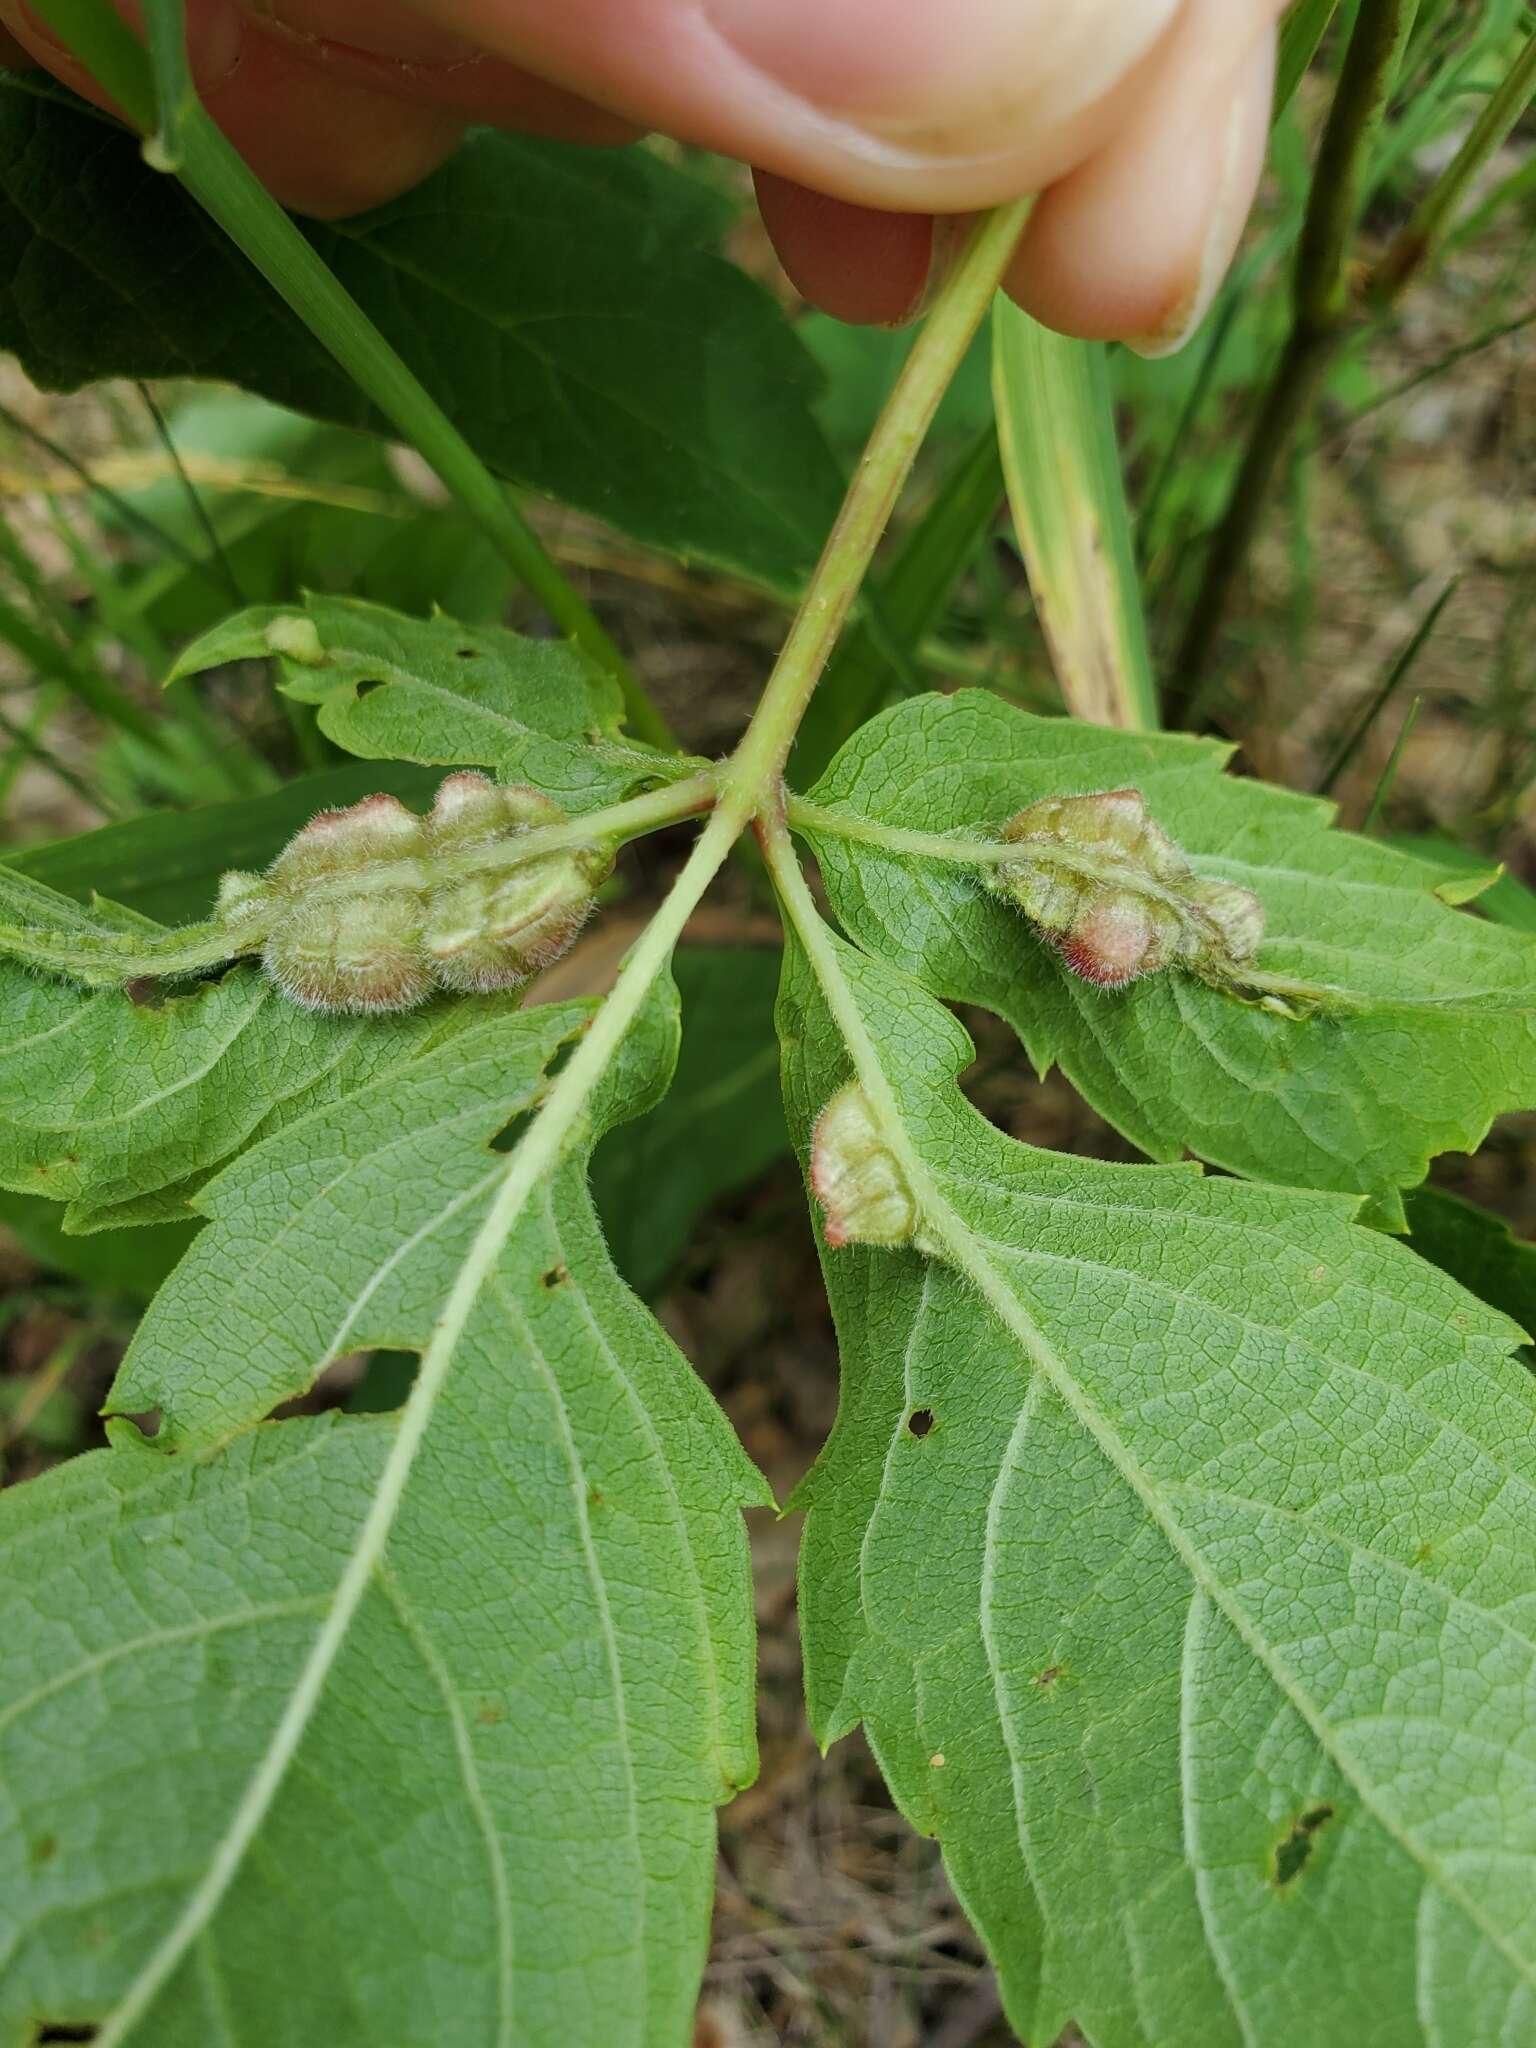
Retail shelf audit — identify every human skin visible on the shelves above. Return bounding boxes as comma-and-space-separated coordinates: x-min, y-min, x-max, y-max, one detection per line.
0, 0, 1285, 349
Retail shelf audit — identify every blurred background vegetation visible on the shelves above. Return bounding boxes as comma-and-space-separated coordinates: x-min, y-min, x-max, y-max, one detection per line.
1, 3, 1533, 2041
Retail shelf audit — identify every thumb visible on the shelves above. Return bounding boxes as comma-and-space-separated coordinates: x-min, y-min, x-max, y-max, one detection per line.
401, 0, 1188, 211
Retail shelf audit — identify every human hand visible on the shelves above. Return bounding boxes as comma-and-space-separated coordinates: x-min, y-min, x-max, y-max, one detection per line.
0, 0, 1285, 350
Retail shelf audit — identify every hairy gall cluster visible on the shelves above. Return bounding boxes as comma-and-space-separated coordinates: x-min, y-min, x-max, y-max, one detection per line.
990, 787, 1264, 991
216, 773, 611, 1013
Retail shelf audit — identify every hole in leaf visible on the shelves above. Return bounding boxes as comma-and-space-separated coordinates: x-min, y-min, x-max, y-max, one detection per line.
490, 1110, 534, 1156
1035, 1665, 1064, 1689
37, 2026, 99, 2042
354, 677, 386, 698
1273, 1803, 1335, 1886
542, 1266, 570, 1290
345, 1350, 418, 1415
906, 1408, 935, 1438
455, 647, 479, 660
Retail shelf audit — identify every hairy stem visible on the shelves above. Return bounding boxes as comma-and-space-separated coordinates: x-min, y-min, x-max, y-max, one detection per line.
31, 0, 674, 752
786, 798, 1355, 1015
0, 774, 723, 985
0, 919, 234, 985
89, 202, 1029, 2044
1172, 0, 1417, 707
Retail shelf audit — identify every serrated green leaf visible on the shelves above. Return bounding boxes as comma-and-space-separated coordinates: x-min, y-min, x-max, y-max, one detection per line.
0, 80, 842, 590
778, 925, 1536, 2048
801, 692, 1536, 1208
0, 989, 768, 2046
0, 867, 481, 1228
1386, 832, 1536, 933
170, 595, 698, 810
110, 999, 576, 1445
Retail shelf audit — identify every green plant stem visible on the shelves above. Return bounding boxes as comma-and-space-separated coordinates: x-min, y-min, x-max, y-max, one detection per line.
81, 199, 1024, 2039
1171, 0, 1417, 708
1369, 29, 1536, 303
720, 202, 1033, 806
785, 797, 1356, 1016
1316, 574, 1458, 797
0, 917, 232, 984
86, 201, 1028, 2047
0, 772, 720, 982
31, 0, 674, 754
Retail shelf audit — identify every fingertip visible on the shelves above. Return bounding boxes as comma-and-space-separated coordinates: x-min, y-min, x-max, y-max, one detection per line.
754, 171, 935, 327
202, 27, 466, 217
1006, 10, 1276, 347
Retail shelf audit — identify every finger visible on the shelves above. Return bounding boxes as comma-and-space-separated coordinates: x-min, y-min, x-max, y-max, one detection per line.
394, 0, 1191, 212
1006, 0, 1282, 349
232, 0, 639, 139
753, 173, 936, 327
0, 0, 632, 216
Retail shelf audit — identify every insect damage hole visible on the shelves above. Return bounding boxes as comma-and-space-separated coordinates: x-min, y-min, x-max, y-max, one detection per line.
906, 1407, 935, 1438
1273, 1803, 1335, 1886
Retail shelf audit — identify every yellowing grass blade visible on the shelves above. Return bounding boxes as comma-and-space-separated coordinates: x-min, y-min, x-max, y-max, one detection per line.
992, 300, 1158, 731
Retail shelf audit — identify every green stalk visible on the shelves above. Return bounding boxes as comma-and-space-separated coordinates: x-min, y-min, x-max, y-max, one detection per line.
31, 0, 673, 752
1368, 28, 1536, 303
88, 200, 1029, 2048
1171, 0, 1419, 709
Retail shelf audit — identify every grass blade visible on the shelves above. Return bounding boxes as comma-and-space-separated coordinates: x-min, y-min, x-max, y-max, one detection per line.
992, 300, 1157, 729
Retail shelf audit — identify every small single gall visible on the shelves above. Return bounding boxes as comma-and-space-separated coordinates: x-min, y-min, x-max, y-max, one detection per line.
810, 1081, 920, 1251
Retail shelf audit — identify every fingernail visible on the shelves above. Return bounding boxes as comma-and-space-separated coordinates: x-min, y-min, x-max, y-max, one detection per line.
1125, 89, 1249, 358
878, 213, 974, 328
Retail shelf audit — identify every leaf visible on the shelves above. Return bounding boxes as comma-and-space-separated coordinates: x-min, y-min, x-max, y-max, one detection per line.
0, 1189, 197, 1301
592, 945, 788, 1295
1403, 1185, 1536, 1342
801, 692, 1536, 1212
1385, 832, 1536, 933
0, 78, 842, 590
170, 594, 699, 810
992, 302, 1157, 729
778, 925, 1536, 2048
0, 989, 768, 2046
0, 867, 478, 1229
112, 391, 517, 638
